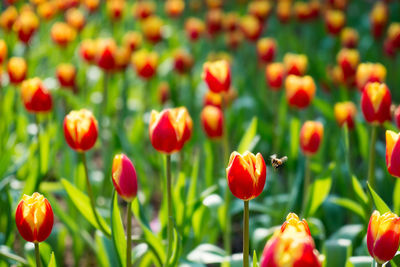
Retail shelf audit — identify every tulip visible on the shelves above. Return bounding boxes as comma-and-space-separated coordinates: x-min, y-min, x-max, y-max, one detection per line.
202, 60, 231, 94
80, 39, 97, 64
334, 102, 357, 129
165, 0, 185, 18
51, 22, 77, 47
20, 78, 52, 113
394, 106, 400, 129
201, 105, 224, 139
327, 0, 348, 10
123, 31, 142, 52
15, 192, 54, 243
257, 38, 276, 64
367, 210, 400, 265
63, 109, 98, 152
96, 38, 117, 71
223, 12, 239, 32
132, 1, 156, 20
265, 63, 285, 90
131, 49, 158, 80
285, 75, 316, 109
261, 213, 321, 267
337, 48, 359, 81
240, 15, 262, 41
83, 0, 99, 13
341, 27, 359, 48
65, 8, 86, 32
386, 130, 400, 178
277, 1, 291, 24
370, 2, 388, 39
141, 15, 163, 43
384, 38, 396, 58
185, 17, 205, 42
248, 0, 272, 21
361, 82, 391, 124
283, 53, 308, 76
0, 40, 7, 65
0, 6, 18, 32
56, 63, 76, 90
7, 57, 27, 85
300, 121, 324, 155
13, 10, 39, 44
356, 63, 386, 91
325, 9, 345, 35
225, 30, 243, 50
206, 9, 223, 37
173, 49, 194, 74
388, 23, 400, 48
329, 65, 345, 86
114, 46, 132, 71
158, 82, 170, 105
206, 0, 222, 9
294, 2, 313, 22
37, 2, 57, 21
107, 0, 125, 22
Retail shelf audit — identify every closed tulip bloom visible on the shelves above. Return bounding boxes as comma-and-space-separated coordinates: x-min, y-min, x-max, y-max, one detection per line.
96, 38, 117, 71
337, 48, 359, 80
107, 0, 125, 22
226, 151, 267, 201
300, 121, 324, 155
334, 102, 357, 129
114, 46, 131, 71
341, 27, 359, 48
112, 154, 138, 202
13, 10, 39, 44
277, 2, 291, 24
257, 38, 276, 64
64, 109, 98, 152
280, 213, 311, 235
149, 108, 191, 154
37, 2, 58, 21
361, 82, 391, 124
51, 22, 77, 47
370, 2, 388, 39
394, 106, 400, 129
158, 82, 170, 105
15, 193, 54, 243
21, 78, 53, 113
141, 16, 163, 43
66, 8, 86, 32
206, 0, 222, 9
367, 210, 400, 264
7, 57, 27, 84
225, 30, 243, 50
248, 0, 272, 21
285, 75, 316, 109
388, 23, 400, 48
0, 40, 7, 64
185, 17, 205, 42
132, 1, 156, 20
83, 0, 100, 13
206, 9, 223, 37
0, 6, 18, 32
325, 9, 345, 35
327, 0, 348, 10
265, 63, 285, 90
131, 49, 158, 79
173, 49, 194, 74
386, 130, 400, 177
123, 31, 142, 52
202, 60, 231, 93
240, 15, 262, 41
223, 12, 239, 32
356, 63, 386, 91
294, 2, 313, 22
80, 39, 97, 64
284, 53, 308, 76
165, 0, 185, 18
201, 105, 224, 139
56, 63, 76, 88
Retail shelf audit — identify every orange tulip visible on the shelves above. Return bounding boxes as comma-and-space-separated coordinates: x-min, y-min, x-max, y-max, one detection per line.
327, 0, 348, 10
300, 121, 324, 155
206, 9, 223, 37
206, 0, 222, 9
165, 0, 185, 18
201, 105, 224, 139
131, 49, 158, 79
112, 154, 138, 202
21, 78, 53, 113
132, 1, 156, 20
0, 6, 18, 32
284, 53, 308, 76
0, 40, 7, 64
285, 75, 316, 109
386, 130, 400, 178
356, 63, 386, 91
15, 193, 54, 243
114, 46, 131, 71
83, 0, 100, 13
370, 1, 388, 39
325, 9, 345, 35
337, 48, 359, 80
65, 8, 86, 32
123, 31, 142, 52
340, 27, 359, 48
80, 39, 97, 64
248, 0, 272, 21
63, 109, 98, 152
294, 2, 313, 22
334, 101, 357, 129
277, 1, 291, 24
56, 63, 76, 89
185, 17, 205, 42
388, 23, 400, 48
141, 15, 163, 43
257, 38, 276, 64
367, 210, 400, 264
226, 151, 267, 201
7, 57, 27, 84
361, 82, 391, 124
37, 1, 58, 21
265, 63, 285, 90
107, 0, 125, 22
223, 12, 239, 32
51, 22, 77, 47
96, 38, 117, 71
240, 15, 262, 41
13, 10, 39, 44
202, 60, 231, 93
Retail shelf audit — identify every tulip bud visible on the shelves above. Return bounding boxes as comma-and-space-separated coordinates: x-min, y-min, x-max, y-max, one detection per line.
66, 8, 86, 32
300, 121, 324, 155
158, 81, 170, 105
0, 40, 7, 65
112, 154, 138, 202
240, 15, 262, 41
132, 1, 156, 21
284, 53, 308, 76
0, 6, 18, 32
13, 10, 39, 44
131, 49, 158, 79
386, 130, 400, 178
80, 39, 97, 64
96, 38, 117, 71
367, 210, 400, 264
226, 151, 267, 201
225, 30, 243, 50
56, 63, 76, 89
257, 38, 276, 64
340, 27, 359, 48
15, 192, 54, 243
123, 31, 142, 52
201, 105, 224, 139
356, 63, 386, 91
37, 2, 58, 21
327, 0, 348, 10
370, 2, 388, 39
63, 109, 98, 152
223, 12, 239, 32
7, 57, 27, 85
388, 23, 400, 48
141, 15, 163, 43
51, 22, 77, 47
394, 106, 400, 129
206, 9, 223, 37
265, 63, 285, 90
21, 78, 53, 113
325, 9, 345, 35
107, 0, 125, 22
248, 0, 272, 22
185, 17, 205, 42
206, 0, 222, 9
285, 75, 316, 109
202, 60, 231, 93
294, 2, 312, 22
173, 49, 194, 74
277, 2, 291, 24
165, 0, 185, 18
280, 213, 311, 235
337, 48, 359, 81
334, 101, 357, 129
361, 82, 391, 124
83, 0, 100, 13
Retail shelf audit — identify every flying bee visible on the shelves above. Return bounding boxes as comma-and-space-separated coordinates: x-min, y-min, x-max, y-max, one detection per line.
270, 154, 288, 170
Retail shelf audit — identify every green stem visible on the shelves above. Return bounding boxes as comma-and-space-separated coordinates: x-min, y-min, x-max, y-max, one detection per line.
101, 71, 109, 122
243, 200, 249, 267
35, 115, 42, 191
165, 154, 173, 266
377, 263, 382, 267
80, 153, 110, 238
126, 201, 132, 267
368, 126, 378, 189
34, 243, 41, 267
302, 156, 311, 214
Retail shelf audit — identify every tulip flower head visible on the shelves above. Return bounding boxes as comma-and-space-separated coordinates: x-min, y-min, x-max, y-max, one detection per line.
240, 15, 262, 41
21, 78, 53, 113
337, 48, 359, 81
56, 63, 76, 89
277, 1, 291, 24
123, 31, 142, 52
257, 38, 276, 64
280, 213, 311, 235
51, 22, 77, 47
223, 12, 239, 32
165, 0, 185, 18
96, 38, 117, 71
367, 210, 400, 264
7, 57, 27, 84
248, 0, 272, 21
361, 82, 391, 124
386, 130, 400, 178
37, 1, 58, 21
284, 53, 308, 76
107, 0, 125, 22
356, 63, 386, 91
226, 151, 267, 201
173, 49, 194, 74
206, 9, 223, 37
80, 39, 97, 64
112, 154, 138, 202
131, 49, 158, 79
388, 23, 400, 48
141, 15, 163, 43
265, 63, 285, 90
394, 106, 400, 129
132, 1, 156, 20
83, 0, 100, 13
325, 9, 345, 35
370, 1, 388, 39
64, 109, 98, 152
201, 105, 224, 139
202, 60, 231, 93
158, 82, 170, 105
341, 27, 359, 48
13, 10, 39, 44
185, 17, 205, 42
334, 102, 357, 129
285, 75, 316, 109
66, 8, 86, 32
300, 121, 324, 155
15, 193, 54, 243
0, 40, 7, 64
0, 6, 18, 32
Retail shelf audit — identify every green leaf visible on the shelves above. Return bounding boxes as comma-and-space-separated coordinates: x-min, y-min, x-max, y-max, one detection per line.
394, 179, 400, 215
290, 117, 300, 160
313, 97, 334, 120
48, 252, 56, 267
237, 117, 259, 154
253, 250, 258, 267
111, 191, 126, 267
168, 229, 182, 267
345, 256, 373, 267
306, 175, 332, 217
324, 239, 352, 267
367, 182, 391, 214
351, 176, 368, 205
356, 122, 369, 160
329, 197, 367, 220
60, 178, 111, 236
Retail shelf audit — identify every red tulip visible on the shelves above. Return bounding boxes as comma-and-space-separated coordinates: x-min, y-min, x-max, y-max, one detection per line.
185, 17, 205, 42
361, 82, 391, 124
356, 63, 386, 91
386, 130, 400, 178
283, 53, 308, 76
370, 2, 388, 39
300, 121, 324, 155
334, 101, 357, 129
64, 109, 98, 152
202, 60, 231, 93
165, 0, 185, 18
7, 57, 27, 85
257, 38, 276, 64
131, 49, 158, 79
96, 38, 117, 71
21, 78, 53, 113
337, 48, 359, 81
0, 6, 18, 32
13, 10, 39, 44
0, 39, 7, 65
325, 9, 345, 35
285, 75, 316, 109
340, 27, 359, 48
112, 154, 138, 202
265, 63, 285, 90
56, 63, 76, 89
201, 105, 224, 139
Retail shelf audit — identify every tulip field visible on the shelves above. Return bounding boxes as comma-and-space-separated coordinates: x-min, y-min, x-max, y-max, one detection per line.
3, 0, 400, 267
